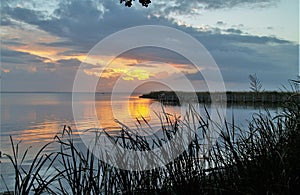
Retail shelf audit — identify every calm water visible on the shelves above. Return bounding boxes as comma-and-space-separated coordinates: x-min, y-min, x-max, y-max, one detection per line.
0, 92, 280, 191
0, 92, 281, 154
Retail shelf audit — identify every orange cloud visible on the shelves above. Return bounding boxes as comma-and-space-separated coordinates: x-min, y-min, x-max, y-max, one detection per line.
1, 68, 11, 73
3, 25, 87, 63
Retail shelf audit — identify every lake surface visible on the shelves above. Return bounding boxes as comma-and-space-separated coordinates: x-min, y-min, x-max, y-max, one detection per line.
0, 92, 278, 148
0, 92, 280, 191
0, 93, 175, 152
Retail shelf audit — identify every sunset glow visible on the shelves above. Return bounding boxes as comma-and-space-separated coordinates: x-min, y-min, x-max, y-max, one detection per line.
1, 0, 299, 192
1, 0, 298, 92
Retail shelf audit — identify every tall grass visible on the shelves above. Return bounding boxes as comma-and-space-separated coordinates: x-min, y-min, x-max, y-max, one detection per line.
1, 137, 59, 194
1, 92, 299, 194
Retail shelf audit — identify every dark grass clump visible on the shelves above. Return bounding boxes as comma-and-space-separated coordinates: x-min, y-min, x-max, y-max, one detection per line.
1, 137, 59, 194
1, 92, 299, 194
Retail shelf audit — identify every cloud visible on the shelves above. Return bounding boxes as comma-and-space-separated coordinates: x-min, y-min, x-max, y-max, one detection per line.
1, 48, 49, 65
151, 0, 279, 16
216, 21, 226, 26
210, 43, 298, 89
203, 0, 278, 9
119, 47, 193, 66
2, 40, 27, 47
125, 63, 157, 68
1, 1, 160, 51
1, 68, 77, 92
0, 15, 14, 26
56, 58, 81, 67
225, 28, 243, 34
2, 0, 287, 49
1, 0, 297, 92
5, 6, 46, 24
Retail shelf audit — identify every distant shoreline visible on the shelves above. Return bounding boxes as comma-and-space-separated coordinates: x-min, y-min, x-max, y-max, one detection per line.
140, 91, 298, 104
0, 91, 111, 94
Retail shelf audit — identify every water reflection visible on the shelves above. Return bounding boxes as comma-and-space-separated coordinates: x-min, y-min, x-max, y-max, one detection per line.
129, 97, 151, 121
1, 93, 164, 152
0, 92, 281, 192
1, 93, 279, 154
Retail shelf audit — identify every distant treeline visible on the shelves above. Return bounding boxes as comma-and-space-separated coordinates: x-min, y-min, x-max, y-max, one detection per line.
140, 91, 299, 104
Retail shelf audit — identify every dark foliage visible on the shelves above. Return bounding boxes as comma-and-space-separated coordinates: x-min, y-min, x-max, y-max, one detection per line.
120, 0, 151, 7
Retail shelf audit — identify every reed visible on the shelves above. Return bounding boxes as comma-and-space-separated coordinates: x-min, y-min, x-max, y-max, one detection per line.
1, 137, 59, 194
1, 91, 299, 194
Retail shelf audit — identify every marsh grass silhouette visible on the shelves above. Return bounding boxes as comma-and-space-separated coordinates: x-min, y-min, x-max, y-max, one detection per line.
1, 92, 299, 194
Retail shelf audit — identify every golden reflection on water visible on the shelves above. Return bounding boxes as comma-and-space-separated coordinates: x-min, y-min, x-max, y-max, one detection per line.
10, 95, 156, 145
95, 95, 154, 129
19, 122, 61, 142
128, 97, 151, 121
1, 93, 178, 152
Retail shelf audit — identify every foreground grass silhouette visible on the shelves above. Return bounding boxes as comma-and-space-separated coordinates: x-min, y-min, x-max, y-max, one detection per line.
1, 92, 299, 194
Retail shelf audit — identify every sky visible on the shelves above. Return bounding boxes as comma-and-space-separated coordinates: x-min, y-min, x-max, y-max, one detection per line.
1, 0, 299, 92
